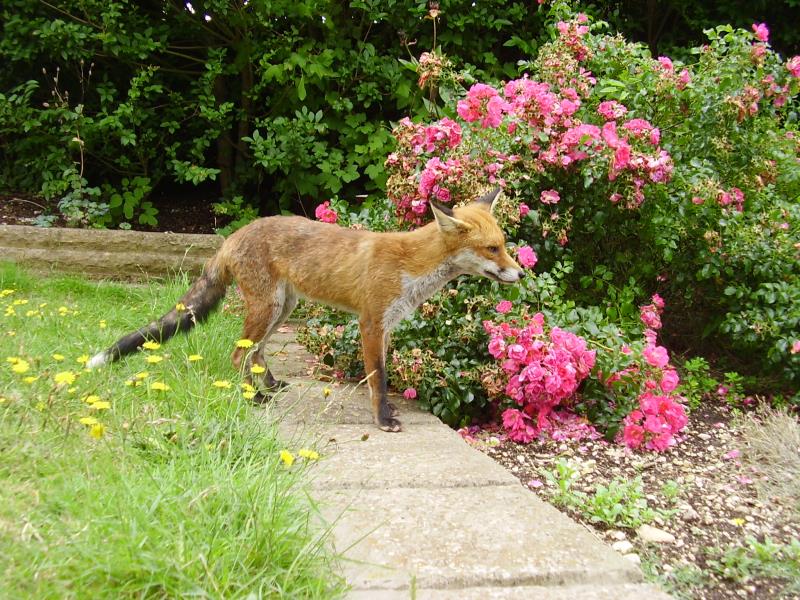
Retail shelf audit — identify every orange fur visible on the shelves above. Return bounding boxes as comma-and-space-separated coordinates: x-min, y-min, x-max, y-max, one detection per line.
90, 189, 523, 432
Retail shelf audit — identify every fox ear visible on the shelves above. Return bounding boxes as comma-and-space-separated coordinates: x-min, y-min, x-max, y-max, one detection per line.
473, 187, 501, 213
430, 200, 472, 234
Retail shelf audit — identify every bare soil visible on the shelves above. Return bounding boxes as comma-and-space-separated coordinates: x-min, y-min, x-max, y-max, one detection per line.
0, 192, 222, 234
463, 400, 800, 599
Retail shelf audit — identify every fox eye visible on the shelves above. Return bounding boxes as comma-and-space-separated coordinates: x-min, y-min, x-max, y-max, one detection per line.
487, 245, 500, 254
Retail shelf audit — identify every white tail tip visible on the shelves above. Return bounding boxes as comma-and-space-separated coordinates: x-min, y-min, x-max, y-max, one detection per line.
86, 351, 110, 369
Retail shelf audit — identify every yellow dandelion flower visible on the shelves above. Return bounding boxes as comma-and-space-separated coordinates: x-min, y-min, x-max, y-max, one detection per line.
142, 341, 161, 350
78, 416, 98, 425
145, 355, 164, 364
54, 371, 77, 385
175, 302, 186, 311
52, 353, 65, 361
35, 401, 46, 411
250, 364, 266, 374
76, 354, 89, 365
58, 306, 69, 313
6, 331, 15, 336
0, 397, 6, 404
0, 289, 14, 297
730, 518, 745, 527
6, 356, 19, 364
12, 299, 28, 306
188, 354, 203, 362
84, 394, 102, 404
12, 360, 30, 374
323, 387, 332, 398
150, 381, 170, 391
23, 376, 39, 384
90, 401, 111, 410
89, 423, 105, 439
212, 380, 231, 389
242, 391, 257, 400
135, 371, 150, 379
4, 307, 16, 316
99, 320, 107, 329
25, 310, 39, 317
235, 339, 254, 348
279, 450, 294, 467
298, 448, 320, 460
241, 383, 255, 392
39, 303, 47, 308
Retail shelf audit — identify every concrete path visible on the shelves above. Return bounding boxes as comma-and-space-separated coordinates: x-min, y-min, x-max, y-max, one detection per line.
263, 325, 673, 599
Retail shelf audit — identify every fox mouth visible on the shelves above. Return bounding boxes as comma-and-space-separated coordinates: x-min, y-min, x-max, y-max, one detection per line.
484, 269, 519, 284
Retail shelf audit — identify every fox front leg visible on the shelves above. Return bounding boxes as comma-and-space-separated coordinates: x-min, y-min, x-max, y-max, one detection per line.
359, 317, 401, 432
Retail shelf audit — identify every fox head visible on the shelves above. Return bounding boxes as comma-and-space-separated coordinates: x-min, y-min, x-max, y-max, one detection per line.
430, 188, 525, 284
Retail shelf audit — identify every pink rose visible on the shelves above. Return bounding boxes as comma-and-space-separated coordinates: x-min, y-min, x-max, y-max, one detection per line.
643, 345, 669, 368
540, 189, 560, 205
519, 203, 530, 218
403, 388, 417, 400
314, 201, 338, 223
495, 300, 513, 314
787, 56, 800, 78
517, 246, 538, 268
752, 22, 769, 43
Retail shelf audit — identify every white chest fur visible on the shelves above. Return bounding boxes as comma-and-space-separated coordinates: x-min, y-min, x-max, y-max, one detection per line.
382, 259, 461, 331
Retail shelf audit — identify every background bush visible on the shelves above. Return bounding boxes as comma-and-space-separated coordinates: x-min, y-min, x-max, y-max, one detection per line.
299, 2, 800, 440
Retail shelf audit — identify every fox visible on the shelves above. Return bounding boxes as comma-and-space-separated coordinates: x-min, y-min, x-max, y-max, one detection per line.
87, 187, 524, 431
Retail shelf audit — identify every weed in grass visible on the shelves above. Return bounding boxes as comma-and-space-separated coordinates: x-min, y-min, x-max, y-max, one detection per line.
0, 262, 345, 599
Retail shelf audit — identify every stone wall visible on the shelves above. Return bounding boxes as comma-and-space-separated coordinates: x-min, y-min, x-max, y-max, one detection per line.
0, 225, 223, 281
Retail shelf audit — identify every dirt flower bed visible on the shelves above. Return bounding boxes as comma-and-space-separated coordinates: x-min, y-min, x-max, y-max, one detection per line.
462, 402, 800, 600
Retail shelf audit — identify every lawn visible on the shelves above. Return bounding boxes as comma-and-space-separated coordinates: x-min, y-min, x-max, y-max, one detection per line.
0, 262, 345, 599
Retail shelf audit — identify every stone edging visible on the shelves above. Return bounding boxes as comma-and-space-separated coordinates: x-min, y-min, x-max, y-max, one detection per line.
0, 224, 223, 281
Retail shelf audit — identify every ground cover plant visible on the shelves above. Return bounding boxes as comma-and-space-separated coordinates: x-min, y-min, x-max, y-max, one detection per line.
0, 262, 344, 599
299, 1, 800, 448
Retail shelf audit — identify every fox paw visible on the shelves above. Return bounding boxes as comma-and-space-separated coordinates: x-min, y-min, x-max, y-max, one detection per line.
251, 391, 271, 405
378, 417, 403, 433
266, 378, 290, 392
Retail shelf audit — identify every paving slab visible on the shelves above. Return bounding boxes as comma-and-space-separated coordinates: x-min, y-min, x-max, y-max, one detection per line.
268, 380, 439, 427
347, 582, 672, 600
266, 326, 674, 598
318, 485, 642, 591
276, 422, 517, 490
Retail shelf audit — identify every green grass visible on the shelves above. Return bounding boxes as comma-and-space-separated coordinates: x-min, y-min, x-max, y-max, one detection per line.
0, 262, 345, 599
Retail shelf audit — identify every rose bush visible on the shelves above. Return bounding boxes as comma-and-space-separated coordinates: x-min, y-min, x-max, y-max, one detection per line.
299, 2, 800, 447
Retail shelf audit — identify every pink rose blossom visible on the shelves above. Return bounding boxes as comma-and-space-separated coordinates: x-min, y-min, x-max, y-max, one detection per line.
519, 203, 530, 218
517, 246, 538, 268
657, 56, 674, 73
643, 345, 669, 368
495, 300, 513, 314
540, 189, 560, 205
787, 56, 800, 78
314, 201, 338, 223
502, 408, 538, 443
403, 388, 417, 400
752, 22, 769, 43
660, 369, 680, 393
790, 340, 800, 354
677, 69, 691, 90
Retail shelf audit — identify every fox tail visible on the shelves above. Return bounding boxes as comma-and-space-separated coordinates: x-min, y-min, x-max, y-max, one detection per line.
86, 254, 231, 368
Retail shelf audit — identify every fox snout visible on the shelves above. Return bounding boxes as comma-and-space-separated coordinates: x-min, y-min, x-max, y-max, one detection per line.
498, 266, 525, 283
488, 264, 525, 284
